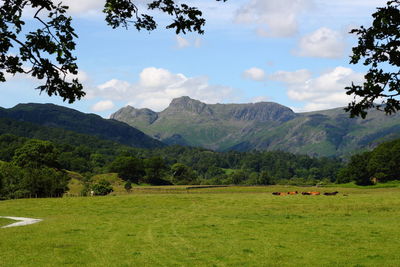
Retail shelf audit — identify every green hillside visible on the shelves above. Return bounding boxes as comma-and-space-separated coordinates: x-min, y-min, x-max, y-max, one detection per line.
0, 103, 164, 149
111, 96, 400, 157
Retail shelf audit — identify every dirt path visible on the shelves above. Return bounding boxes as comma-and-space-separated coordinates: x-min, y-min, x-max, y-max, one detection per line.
0, 216, 42, 228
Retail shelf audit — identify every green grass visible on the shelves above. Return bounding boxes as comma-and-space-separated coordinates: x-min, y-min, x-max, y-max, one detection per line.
0, 218, 15, 227
332, 181, 400, 189
1, 186, 400, 266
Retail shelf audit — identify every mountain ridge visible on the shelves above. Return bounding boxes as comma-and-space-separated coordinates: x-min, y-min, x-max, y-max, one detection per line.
0, 103, 165, 149
111, 96, 400, 157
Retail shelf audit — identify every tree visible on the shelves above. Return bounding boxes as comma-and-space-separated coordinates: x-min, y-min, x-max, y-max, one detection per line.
345, 0, 400, 118
12, 139, 60, 169
229, 170, 248, 185
144, 156, 170, 185
0, 162, 68, 199
171, 163, 197, 184
92, 179, 113, 196
259, 171, 274, 185
343, 152, 373, 185
0, 134, 26, 162
367, 139, 400, 182
0, 0, 226, 103
109, 156, 144, 183
0, 168, 4, 196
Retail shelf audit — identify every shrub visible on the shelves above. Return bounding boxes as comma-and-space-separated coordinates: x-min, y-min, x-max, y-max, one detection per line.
92, 179, 113, 196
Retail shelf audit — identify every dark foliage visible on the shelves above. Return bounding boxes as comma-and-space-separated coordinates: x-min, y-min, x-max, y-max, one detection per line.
91, 179, 113, 196
339, 138, 400, 185
109, 156, 144, 183
1, 103, 164, 148
0, 161, 68, 199
346, 0, 400, 118
12, 139, 61, 169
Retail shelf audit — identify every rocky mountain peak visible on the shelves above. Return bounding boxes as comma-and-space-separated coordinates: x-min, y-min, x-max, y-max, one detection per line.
167, 96, 213, 115
111, 105, 158, 125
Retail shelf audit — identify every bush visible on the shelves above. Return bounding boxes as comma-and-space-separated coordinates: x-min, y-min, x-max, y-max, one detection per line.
92, 179, 113, 196
124, 181, 132, 192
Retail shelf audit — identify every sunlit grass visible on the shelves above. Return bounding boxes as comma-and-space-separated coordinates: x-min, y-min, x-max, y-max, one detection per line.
0, 218, 14, 227
1, 186, 400, 266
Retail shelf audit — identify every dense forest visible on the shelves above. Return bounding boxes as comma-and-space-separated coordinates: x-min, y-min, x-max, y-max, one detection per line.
338, 139, 400, 185
0, 127, 399, 199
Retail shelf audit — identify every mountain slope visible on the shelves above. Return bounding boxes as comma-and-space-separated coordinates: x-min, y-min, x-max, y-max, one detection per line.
112, 96, 297, 150
0, 103, 165, 149
111, 96, 400, 157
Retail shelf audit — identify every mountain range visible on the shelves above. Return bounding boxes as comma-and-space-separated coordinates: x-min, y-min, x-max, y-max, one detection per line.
111, 96, 400, 157
1, 98, 399, 158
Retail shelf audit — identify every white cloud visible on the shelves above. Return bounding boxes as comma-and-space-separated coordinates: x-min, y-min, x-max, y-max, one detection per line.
87, 67, 236, 111
270, 66, 364, 111
66, 70, 89, 83
91, 100, 115, 112
175, 36, 202, 49
194, 37, 202, 48
176, 36, 190, 49
139, 67, 184, 88
243, 67, 266, 81
57, 0, 104, 15
251, 96, 269, 103
295, 27, 346, 58
270, 69, 312, 84
235, 0, 313, 37
58, 0, 150, 16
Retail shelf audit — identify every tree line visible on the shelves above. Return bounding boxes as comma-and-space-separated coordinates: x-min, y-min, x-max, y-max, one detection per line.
1, 132, 399, 199
338, 138, 400, 185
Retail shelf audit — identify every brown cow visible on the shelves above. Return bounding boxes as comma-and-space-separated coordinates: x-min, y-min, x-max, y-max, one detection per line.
287, 191, 298, 195
301, 192, 311, 195
323, 191, 339, 196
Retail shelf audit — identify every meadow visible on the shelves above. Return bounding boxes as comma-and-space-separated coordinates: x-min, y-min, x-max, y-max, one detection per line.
1, 186, 400, 266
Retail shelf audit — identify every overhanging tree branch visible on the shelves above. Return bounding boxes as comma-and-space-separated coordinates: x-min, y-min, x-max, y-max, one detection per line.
346, 0, 400, 118
1, 0, 227, 103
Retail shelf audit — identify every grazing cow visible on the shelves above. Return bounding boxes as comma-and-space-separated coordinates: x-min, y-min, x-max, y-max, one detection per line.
302, 191, 320, 195
287, 191, 298, 195
272, 192, 287, 196
323, 191, 339, 196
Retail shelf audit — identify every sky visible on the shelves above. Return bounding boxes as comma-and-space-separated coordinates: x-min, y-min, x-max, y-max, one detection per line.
1, 0, 388, 117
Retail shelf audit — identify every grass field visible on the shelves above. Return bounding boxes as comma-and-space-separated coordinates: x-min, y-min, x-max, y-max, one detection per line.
0, 218, 14, 227
1, 186, 400, 266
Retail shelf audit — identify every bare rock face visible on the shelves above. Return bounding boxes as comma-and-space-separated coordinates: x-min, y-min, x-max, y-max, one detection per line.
111, 96, 297, 125
227, 102, 297, 122
166, 96, 214, 116
111, 106, 158, 125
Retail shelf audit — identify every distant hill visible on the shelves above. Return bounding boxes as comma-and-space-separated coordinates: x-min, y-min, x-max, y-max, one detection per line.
0, 117, 128, 153
0, 103, 165, 149
111, 96, 400, 157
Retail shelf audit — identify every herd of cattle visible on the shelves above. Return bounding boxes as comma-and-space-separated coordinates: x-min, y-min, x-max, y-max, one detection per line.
272, 191, 339, 196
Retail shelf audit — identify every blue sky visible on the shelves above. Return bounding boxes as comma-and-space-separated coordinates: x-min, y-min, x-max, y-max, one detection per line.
1, 0, 388, 117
